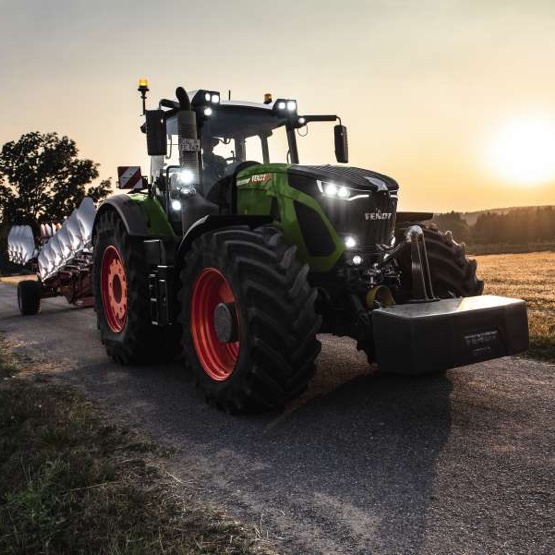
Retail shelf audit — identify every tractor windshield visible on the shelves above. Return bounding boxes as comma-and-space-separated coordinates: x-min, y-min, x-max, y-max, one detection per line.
165, 103, 291, 167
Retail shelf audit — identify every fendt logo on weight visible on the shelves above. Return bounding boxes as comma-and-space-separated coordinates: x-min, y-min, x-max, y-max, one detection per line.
364, 211, 393, 221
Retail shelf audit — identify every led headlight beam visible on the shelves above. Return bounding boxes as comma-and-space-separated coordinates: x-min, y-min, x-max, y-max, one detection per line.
317, 180, 369, 201
345, 236, 357, 248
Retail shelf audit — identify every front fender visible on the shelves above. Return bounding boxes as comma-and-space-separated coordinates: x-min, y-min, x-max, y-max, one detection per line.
175, 214, 273, 269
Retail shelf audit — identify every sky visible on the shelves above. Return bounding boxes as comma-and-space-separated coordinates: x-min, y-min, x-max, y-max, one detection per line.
1, 0, 555, 212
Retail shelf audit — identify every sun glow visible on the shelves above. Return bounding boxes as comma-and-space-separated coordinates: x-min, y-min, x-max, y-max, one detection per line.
486, 117, 555, 186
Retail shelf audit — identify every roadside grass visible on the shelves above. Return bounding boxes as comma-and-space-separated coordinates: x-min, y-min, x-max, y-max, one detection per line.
475, 251, 555, 362
0, 340, 275, 555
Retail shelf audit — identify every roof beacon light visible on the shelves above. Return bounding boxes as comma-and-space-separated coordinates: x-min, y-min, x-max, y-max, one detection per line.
264, 93, 273, 104
138, 78, 149, 114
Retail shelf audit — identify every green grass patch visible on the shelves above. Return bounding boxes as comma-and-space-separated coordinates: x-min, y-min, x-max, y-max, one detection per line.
526, 334, 555, 363
0, 339, 276, 555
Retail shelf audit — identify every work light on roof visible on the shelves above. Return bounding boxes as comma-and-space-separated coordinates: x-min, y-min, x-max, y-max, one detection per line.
274, 98, 298, 116
192, 90, 221, 107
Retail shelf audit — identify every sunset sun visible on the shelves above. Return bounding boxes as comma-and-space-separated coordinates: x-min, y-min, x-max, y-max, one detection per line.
487, 117, 555, 186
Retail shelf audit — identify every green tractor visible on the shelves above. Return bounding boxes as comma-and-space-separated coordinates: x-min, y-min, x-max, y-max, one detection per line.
92, 81, 528, 413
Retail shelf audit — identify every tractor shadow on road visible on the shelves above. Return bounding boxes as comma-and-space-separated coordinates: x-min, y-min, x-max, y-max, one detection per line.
245, 355, 454, 553
78, 335, 454, 554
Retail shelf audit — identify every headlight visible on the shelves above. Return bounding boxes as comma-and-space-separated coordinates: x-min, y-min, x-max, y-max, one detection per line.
317, 180, 368, 201
345, 236, 357, 248
177, 169, 194, 185
324, 183, 338, 196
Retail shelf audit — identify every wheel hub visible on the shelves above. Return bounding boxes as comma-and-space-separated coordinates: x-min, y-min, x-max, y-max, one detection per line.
214, 302, 238, 343
191, 268, 240, 381
101, 245, 128, 333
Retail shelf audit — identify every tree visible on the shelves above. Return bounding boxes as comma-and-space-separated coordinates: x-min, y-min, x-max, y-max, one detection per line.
432, 211, 470, 243
0, 131, 111, 230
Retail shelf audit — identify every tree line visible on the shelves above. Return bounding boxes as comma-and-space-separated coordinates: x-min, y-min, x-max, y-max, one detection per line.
433, 207, 555, 245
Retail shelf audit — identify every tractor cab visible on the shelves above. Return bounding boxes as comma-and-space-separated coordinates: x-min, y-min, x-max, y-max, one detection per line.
144, 89, 348, 219
164, 100, 291, 194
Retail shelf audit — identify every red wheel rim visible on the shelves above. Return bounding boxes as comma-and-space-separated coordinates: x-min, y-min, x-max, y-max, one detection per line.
101, 245, 128, 333
191, 268, 239, 381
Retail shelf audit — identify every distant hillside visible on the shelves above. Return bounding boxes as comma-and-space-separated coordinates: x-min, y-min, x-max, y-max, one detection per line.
460, 206, 555, 226
432, 205, 555, 251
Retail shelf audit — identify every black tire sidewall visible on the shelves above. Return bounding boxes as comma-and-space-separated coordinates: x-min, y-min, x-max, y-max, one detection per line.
17, 280, 41, 315
179, 225, 321, 412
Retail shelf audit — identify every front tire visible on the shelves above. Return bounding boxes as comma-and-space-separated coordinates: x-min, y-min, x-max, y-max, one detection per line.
179, 226, 322, 413
394, 223, 484, 300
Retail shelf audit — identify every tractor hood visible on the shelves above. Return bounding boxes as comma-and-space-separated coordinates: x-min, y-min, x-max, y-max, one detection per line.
289, 164, 399, 193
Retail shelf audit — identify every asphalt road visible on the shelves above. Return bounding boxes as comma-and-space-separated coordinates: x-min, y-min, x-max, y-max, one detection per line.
0, 283, 553, 555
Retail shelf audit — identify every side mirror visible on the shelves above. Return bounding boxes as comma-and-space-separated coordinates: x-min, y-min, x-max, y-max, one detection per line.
145, 110, 167, 156
334, 124, 349, 164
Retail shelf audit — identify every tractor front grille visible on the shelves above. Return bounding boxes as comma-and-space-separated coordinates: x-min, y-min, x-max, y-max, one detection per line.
322, 191, 398, 254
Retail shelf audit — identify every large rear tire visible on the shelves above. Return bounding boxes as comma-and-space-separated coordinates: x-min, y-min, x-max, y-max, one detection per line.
179, 226, 321, 413
17, 280, 41, 316
93, 210, 180, 364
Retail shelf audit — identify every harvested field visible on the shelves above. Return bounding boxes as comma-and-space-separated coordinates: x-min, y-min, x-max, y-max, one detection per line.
475, 251, 555, 362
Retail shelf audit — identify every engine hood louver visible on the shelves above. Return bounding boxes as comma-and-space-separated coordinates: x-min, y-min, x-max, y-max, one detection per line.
289, 165, 399, 192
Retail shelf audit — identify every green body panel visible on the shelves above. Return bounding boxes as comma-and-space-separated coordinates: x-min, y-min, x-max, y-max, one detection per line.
127, 193, 176, 237
236, 164, 345, 273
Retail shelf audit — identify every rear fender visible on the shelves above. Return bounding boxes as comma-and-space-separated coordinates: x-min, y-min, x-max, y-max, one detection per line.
396, 211, 434, 224
92, 194, 174, 239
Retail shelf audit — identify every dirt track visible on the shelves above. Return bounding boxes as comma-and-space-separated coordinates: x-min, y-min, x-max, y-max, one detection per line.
0, 283, 553, 555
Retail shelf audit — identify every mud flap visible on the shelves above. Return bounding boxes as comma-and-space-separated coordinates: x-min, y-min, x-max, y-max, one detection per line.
372, 295, 529, 375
